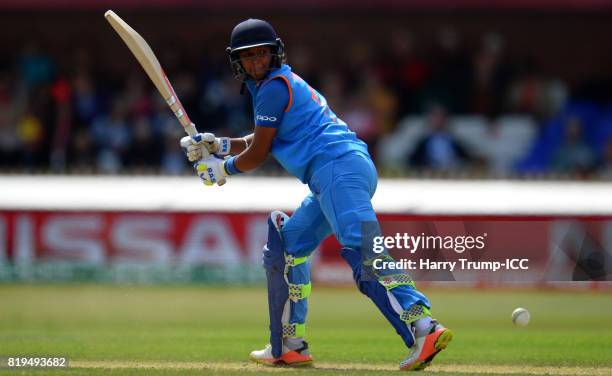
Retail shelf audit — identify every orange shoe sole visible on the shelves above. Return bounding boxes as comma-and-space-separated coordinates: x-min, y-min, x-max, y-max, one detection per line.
400, 328, 453, 371
250, 350, 313, 367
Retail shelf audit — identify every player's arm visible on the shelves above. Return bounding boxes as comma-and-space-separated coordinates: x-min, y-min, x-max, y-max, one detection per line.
228, 133, 254, 154
224, 78, 288, 174
183, 77, 287, 162
184, 78, 287, 185
192, 127, 273, 185
232, 127, 276, 172
182, 132, 253, 161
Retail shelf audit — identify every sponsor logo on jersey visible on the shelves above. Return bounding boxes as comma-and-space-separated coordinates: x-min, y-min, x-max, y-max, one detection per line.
256, 114, 277, 122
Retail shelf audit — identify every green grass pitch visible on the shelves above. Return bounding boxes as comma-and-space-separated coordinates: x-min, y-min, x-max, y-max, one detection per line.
1, 284, 611, 375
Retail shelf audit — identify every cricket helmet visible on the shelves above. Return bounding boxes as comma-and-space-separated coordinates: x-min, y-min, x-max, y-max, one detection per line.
226, 18, 285, 81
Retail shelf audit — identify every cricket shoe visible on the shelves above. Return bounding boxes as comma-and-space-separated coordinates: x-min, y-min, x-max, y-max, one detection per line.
399, 320, 453, 371
249, 340, 313, 366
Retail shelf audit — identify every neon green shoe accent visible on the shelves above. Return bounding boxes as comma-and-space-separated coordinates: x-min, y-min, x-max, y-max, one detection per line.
282, 323, 306, 338
196, 163, 207, 173
413, 328, 454, 371
400, 304, 431, 324
435, 328, 453, 350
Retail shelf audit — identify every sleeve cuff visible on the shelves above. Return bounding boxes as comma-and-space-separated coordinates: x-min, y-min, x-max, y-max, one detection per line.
255, 123, 279, 128
224, 156, 244, 176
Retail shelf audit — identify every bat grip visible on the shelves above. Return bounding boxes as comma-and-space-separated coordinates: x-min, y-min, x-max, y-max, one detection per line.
184, 122, 198, 138
186, 122, 226, 186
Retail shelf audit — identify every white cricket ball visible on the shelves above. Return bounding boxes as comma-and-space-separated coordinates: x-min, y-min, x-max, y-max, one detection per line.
512, 307, 530, 327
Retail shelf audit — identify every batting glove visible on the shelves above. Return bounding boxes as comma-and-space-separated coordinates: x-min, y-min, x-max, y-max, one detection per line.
181, 132, 231, 162
194, 155, 229, 186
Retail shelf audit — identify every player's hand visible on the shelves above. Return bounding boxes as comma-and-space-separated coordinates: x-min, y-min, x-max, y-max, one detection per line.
194, 133, 231, 159
180, 133, 230, 162
194, 155, 228, 186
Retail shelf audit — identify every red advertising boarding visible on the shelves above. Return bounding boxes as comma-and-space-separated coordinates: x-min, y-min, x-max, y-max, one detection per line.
0, 211, 610, 285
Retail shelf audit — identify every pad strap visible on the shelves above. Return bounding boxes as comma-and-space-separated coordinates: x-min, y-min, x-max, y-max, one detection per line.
283, 254, 310, 337
379, 274, 415, 290
285, 255, 308, 268
365, 254, 417, 290
288, 282, 312, 301
285, 254, 310, 302
282, 323, 306, 338
400, 304, 431, 324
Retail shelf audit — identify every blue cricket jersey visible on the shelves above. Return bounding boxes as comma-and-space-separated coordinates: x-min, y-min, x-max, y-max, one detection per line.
245, 64, 369, 183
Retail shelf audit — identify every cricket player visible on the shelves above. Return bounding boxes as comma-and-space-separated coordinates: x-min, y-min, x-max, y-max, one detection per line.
181, 19, 453, 371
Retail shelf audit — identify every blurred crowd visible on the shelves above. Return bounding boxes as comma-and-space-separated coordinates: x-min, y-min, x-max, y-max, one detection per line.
1, 28, 612, 179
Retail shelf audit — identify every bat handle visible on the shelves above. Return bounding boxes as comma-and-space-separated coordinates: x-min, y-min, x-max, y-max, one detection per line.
184, 122, 198, 137
186, 122, 226, 186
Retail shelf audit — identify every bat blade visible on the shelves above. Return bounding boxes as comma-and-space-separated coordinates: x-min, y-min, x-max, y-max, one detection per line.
104, 10, 196, 137
105, 10, 226, 185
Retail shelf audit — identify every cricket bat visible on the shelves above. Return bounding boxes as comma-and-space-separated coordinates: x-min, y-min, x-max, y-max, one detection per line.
104, 10, 226, 185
